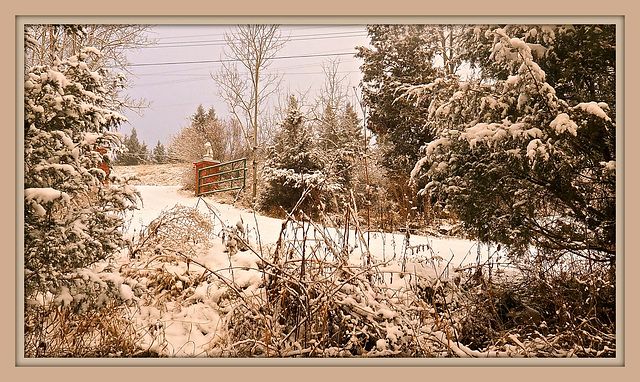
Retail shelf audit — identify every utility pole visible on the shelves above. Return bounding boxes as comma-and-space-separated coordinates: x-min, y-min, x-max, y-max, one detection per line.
252, 63, 259, 205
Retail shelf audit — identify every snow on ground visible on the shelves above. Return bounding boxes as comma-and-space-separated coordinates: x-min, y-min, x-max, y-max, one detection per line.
117, 184, 494, 357
129, 186, 485, 268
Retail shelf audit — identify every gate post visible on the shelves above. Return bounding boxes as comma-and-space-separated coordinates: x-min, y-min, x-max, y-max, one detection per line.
194, 142, 219, 196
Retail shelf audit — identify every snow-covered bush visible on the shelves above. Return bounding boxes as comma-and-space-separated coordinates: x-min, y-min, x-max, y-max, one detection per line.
23, 263, 148, 357
24, 297, 145, 357
217, 211, 429, 357
451, 257, 615, 357
63, 182, 612, 358
127, 204, 215, 260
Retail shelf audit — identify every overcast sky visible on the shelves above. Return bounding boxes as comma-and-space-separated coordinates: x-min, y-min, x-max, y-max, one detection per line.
120, 24, 371, 147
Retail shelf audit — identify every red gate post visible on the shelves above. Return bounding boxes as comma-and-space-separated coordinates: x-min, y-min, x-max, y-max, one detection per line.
194, 142, 220, 196
194, 159, 221, 196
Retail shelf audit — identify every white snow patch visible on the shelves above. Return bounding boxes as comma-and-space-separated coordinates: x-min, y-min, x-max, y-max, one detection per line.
54, 286, 73, 306
119, 283, 134, 301
550, 113, 579, 136
25, 187, 71, 204
575, 102, 611, 121
601, 160, 615, 172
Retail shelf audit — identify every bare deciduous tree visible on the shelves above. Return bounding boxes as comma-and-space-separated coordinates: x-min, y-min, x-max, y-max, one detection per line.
212, 25, 287, 205
317, 58, 350, 116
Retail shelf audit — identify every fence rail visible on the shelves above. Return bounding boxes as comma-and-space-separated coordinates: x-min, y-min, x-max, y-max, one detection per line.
197, 157, 247, 197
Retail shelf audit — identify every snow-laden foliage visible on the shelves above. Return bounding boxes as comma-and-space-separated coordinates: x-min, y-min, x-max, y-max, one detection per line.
24, 45, 141, 301
356, 25, 471, 229
121, 188, 614, 358
260, 96, 327, 216
409, 25, 616, 266
313, 102, 367, 211
127, 204, 216, 260
25, 176, 615, 358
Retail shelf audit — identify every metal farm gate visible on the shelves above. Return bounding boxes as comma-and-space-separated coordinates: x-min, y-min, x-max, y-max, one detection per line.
196, 158, 248, 198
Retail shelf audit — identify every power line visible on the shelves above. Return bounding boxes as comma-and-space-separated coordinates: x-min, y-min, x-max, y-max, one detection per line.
145, 30, 367, 49
128, 51, 357, 68
132, 50, 361, 76
135, 57, 361, 77
134, 69, 363, 88
151, 26, 365, 43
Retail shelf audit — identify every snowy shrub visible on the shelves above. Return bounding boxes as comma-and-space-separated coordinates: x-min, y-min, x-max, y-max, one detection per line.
127, 204, 215, 260
118, 204, 219, 320
452, 257, 615, 357
24, 299, 146, 357
23, 262, 151, 357
57, 182, 613, 358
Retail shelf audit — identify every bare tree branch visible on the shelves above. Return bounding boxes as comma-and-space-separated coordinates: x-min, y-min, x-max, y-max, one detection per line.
211, 25, 288, 204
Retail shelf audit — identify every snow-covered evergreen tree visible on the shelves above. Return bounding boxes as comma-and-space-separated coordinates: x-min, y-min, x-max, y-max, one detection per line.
409, 25, 616, 266
23, 45, 141, 300
356, 25, 470, 227
260, 96, 325, 215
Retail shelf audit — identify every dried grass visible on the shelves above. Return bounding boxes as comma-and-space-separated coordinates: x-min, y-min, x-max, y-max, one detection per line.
24, 185, 616, 358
